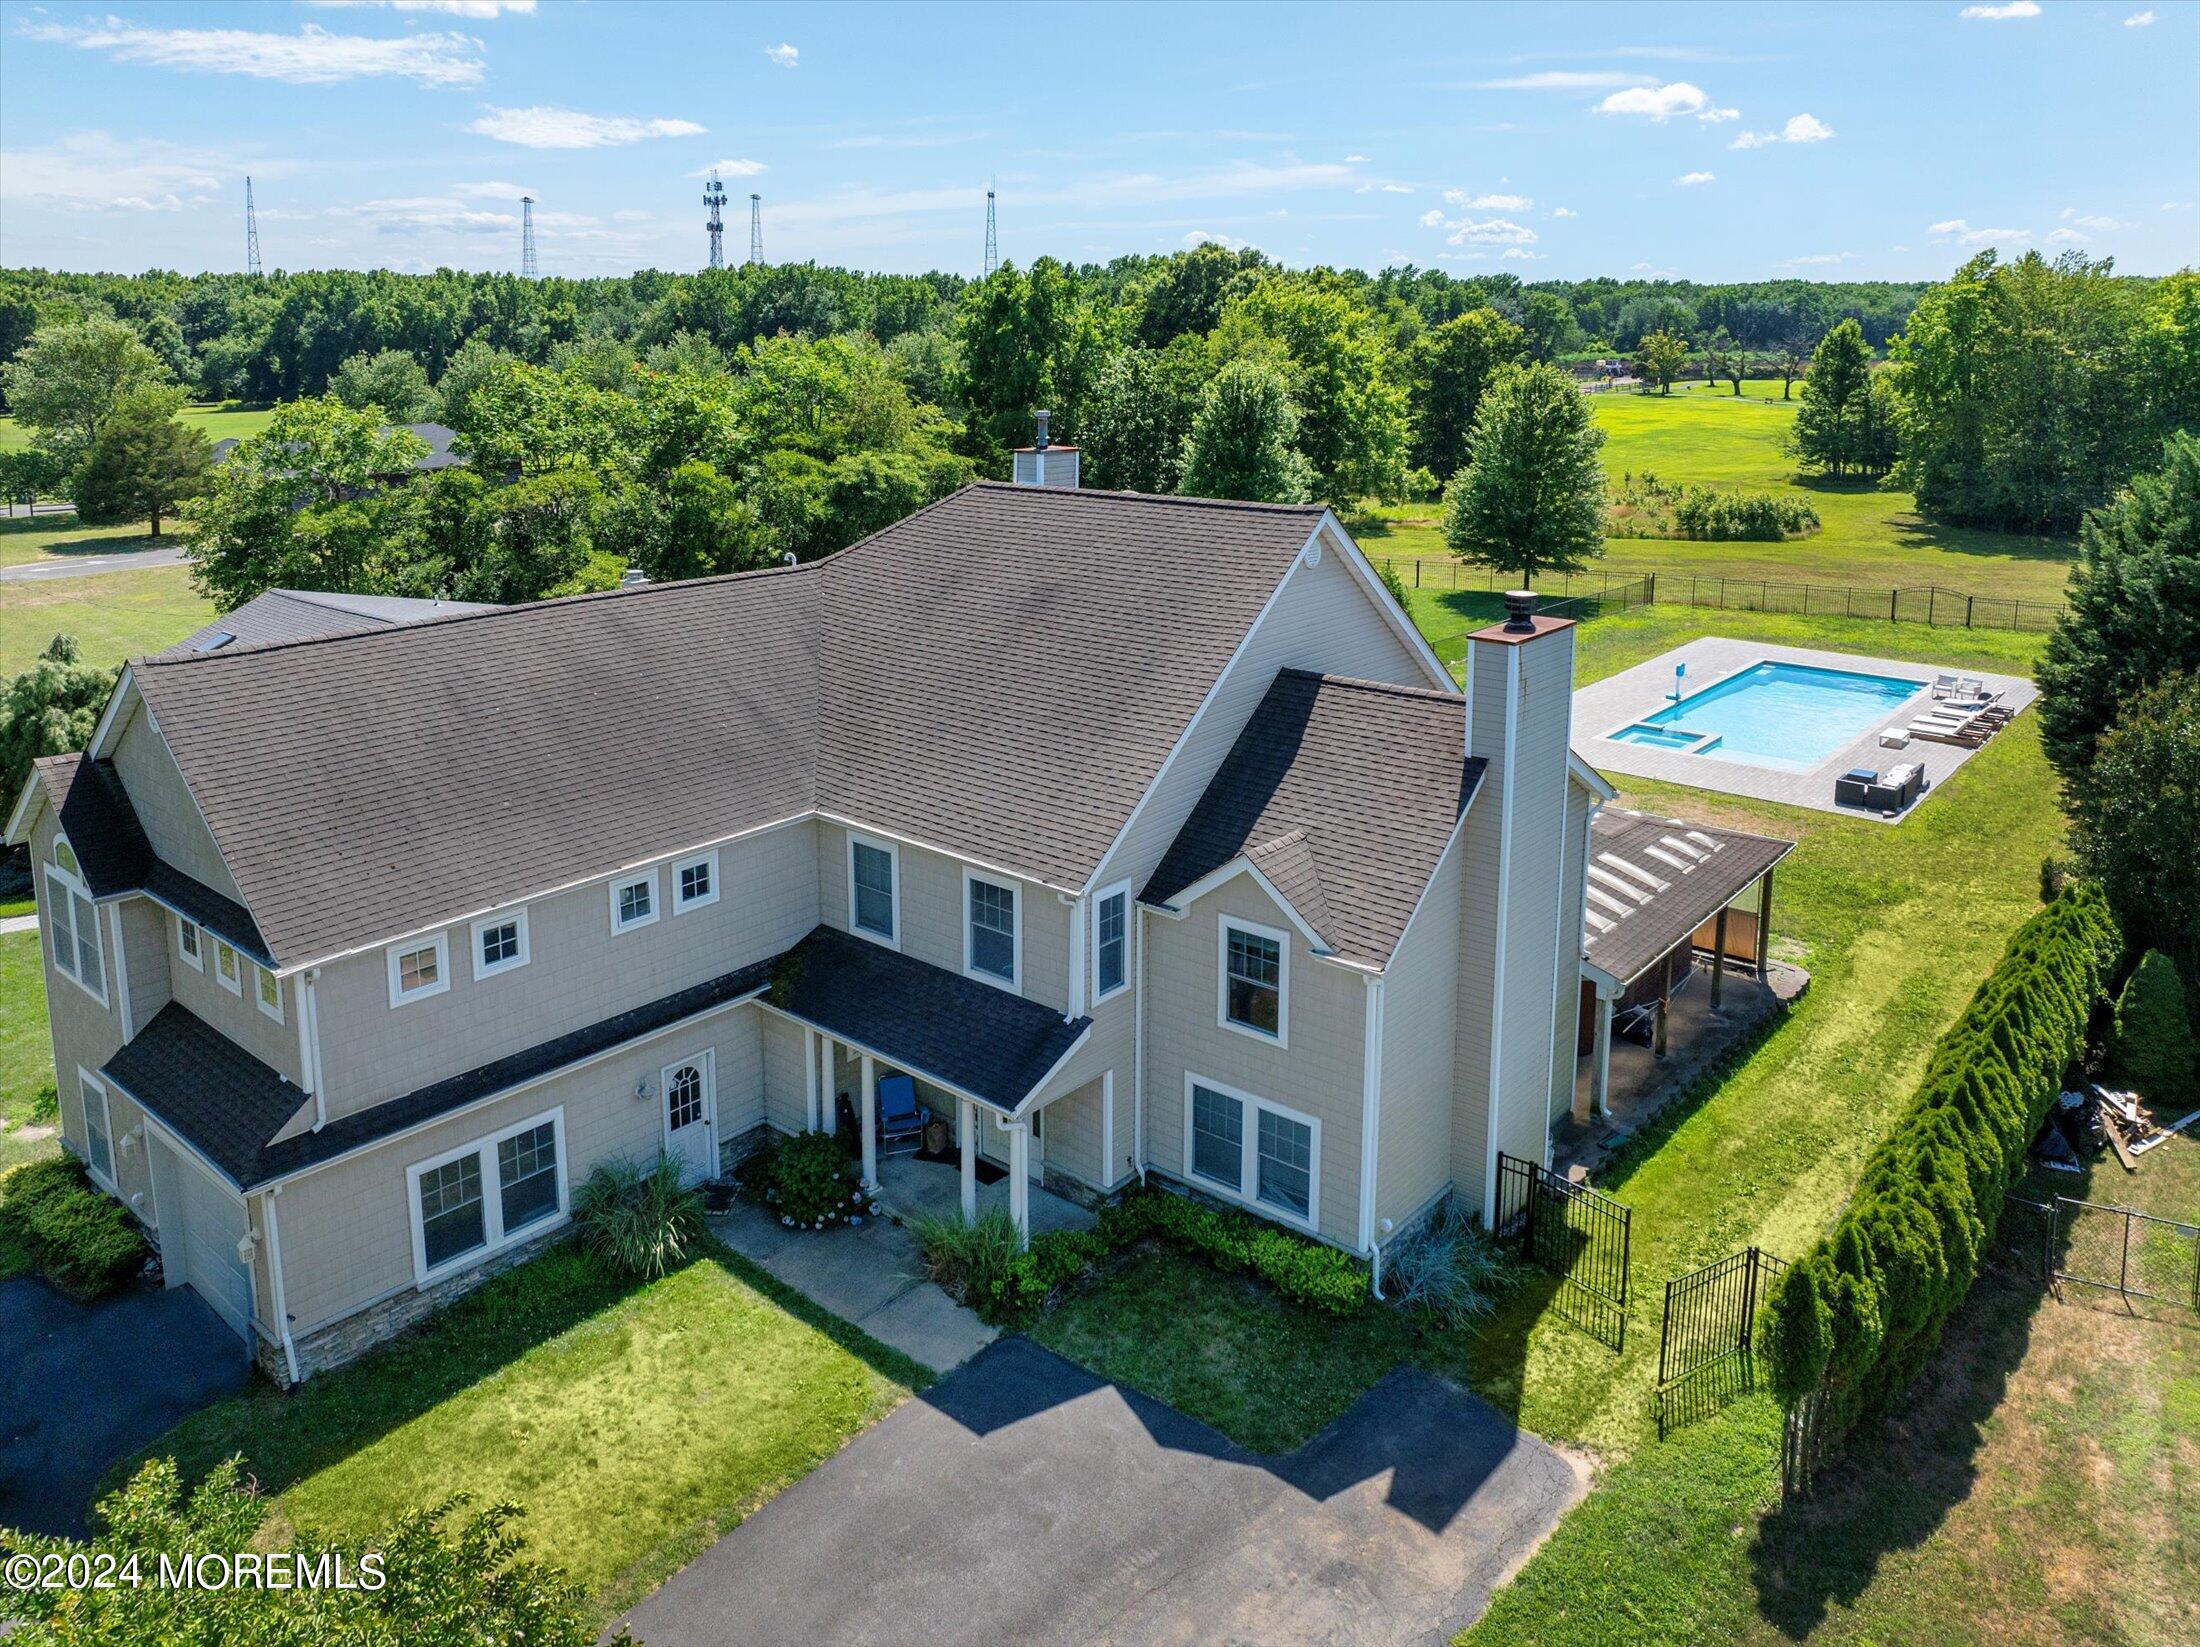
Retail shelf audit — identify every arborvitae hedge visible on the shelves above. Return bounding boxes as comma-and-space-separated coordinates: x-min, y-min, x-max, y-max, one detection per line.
1764, 884, 2120, 1438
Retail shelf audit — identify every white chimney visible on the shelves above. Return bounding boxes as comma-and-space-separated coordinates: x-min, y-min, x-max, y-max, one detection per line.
1011, 409, 1080, 488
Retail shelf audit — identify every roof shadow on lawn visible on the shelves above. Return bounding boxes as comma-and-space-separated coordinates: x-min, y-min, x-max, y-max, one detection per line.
912, 1336, 1550, 1535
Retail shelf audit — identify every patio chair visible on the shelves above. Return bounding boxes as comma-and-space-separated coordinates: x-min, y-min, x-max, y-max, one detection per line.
1835, 767, 1878, 808
1931, 673, 1963, 700
875, 1074, 928, 1152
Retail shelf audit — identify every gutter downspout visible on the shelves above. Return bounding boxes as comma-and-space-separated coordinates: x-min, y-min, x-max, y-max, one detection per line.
1132, 904, 1148, 1184
262, 1186, 301, 1387
1356, 974, 1385, 1255
305, 969, 327, 1130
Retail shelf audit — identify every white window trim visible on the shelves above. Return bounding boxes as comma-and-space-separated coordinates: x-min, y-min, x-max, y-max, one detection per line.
253, 962, 285, 1024
470, 908, 532, 981
1181, 1072, 1321, 1234
44, 857, 106, 1008
609, 868, 660, 934
213, 939, 243, 998
175, 915, 204, 972
1091, 878, 1132, 1005
961, 867, 1022, 992
846, 831, 901, 951
406, 1106, 569, 1288
1217, 915, 1290, 1049
386, 931, 451, 1007
658, 1047, 718, 1157
672, 850, 720, 915
78, 1067, 117, 1194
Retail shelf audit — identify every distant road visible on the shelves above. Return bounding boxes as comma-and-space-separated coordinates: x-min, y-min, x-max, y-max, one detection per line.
0, 547, 187, 583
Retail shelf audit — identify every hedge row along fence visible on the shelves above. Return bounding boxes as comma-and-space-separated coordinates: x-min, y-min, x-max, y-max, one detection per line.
1764, 883, 2120, 1449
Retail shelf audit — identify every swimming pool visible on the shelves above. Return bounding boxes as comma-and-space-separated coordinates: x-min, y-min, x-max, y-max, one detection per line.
1608, 660, 1926, 773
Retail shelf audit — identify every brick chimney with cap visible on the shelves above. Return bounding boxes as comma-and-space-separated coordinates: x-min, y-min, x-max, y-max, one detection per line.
1011, 409, 1080, 488
1451, 587, 1583, 1222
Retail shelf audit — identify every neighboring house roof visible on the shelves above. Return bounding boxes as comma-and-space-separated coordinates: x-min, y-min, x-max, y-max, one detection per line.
1141, 670, 1487, 967
166, 589, 501, 658
122, 483, 1334, 968
1581, 808, 1794, 988
209, 422, 466, 475
28, 752, 273, 963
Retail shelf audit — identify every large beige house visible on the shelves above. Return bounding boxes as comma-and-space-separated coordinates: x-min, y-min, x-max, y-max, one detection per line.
8, 467, 1612, 1382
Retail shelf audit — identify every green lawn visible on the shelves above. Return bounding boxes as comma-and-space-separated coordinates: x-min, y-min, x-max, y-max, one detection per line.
0, 564, 216, 673
1355, 379, 2075, 608
0, 402, 275, 454
142, 1240, 926, 1620
1, 930, 60, 1271
0, 515, 180, 568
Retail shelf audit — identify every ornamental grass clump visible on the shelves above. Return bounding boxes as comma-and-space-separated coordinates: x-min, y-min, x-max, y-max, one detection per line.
1383, 1203, 1520, 1327
571, 1154, 704, 1280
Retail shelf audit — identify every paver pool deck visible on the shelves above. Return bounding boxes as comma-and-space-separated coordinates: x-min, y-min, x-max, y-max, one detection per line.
1573, 637, 2036, 819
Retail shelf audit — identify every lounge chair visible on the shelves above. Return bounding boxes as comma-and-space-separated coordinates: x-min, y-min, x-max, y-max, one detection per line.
1909, 718, 1989, 748
875, 1074, 928, 1151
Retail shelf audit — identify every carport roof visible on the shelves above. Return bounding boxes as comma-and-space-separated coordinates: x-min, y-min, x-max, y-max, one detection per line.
1581, 808, 1794, 988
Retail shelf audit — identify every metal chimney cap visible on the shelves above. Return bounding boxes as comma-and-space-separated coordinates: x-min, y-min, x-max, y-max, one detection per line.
1033, 409, 1051, 450
1503, 590, 1539, 632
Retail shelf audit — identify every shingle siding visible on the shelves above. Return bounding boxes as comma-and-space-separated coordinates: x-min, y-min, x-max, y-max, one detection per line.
1377, 819, 1465, 1233
109, 704, 243, 904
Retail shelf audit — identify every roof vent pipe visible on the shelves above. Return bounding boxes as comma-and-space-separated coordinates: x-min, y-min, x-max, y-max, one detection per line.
1033, 409, 1051, 450
1503, 590, 1539, 633
619, 567, 649, 589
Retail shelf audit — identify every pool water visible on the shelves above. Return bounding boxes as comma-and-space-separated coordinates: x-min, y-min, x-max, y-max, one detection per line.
1612, 661, 1925, 773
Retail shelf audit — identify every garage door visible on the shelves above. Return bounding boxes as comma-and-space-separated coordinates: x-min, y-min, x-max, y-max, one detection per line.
171, 1147, 254, 1346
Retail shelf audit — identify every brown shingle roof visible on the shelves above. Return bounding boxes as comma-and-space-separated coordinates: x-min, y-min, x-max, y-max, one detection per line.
163, 589, 498, 658
1581, 808, 1793, 986
125, 483, 1327, 967
1141, 670, 1485, 967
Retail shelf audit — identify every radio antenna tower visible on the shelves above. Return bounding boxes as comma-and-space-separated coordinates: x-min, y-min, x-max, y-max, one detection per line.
520, 196, 539, 278
245, 176, 263, 277
983, 181, 998, 277
748, 193, 763, 264
704, 171, 728, 269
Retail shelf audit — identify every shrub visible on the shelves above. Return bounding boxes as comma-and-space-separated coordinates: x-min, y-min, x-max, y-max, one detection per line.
0, 1155, 148, 1299
2108, 949, 2197, 1106
750, 1130, 874, 1230
1608, 474, 1818, 541
1374, 555, 1411, 609
1101, 1187, 1369, 1314
1762, 884, 2120, 1448
911, 1209, 1111, 1323
1383, 1202, 1519, 1327
570, 1155, 703, 1279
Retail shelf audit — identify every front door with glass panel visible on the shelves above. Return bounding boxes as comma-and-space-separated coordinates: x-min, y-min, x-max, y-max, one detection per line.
661, 1051, 715, 1184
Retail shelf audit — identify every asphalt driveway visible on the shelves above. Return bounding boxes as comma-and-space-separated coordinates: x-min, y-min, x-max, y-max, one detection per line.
622, 1336, 1586, 1647
0, 1275, 252, 1536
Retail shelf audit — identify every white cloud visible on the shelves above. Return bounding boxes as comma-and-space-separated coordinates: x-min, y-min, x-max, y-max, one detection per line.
1445, 189, 1533, 210
1471, 70, 1653, 90
1787, 252, 1853, 265
1551, 205, 1576, 218
303, 1, 537, 16
1501, 248, 1541, 261
1676, 170, 1716, 186
450, 179, 533, 200
763, 42, 798, 68
1418, 207, 1446, 227
2125, 9, 2156, 23
1959, 1, 2040, 18
1594, 81, 1735, 121
1445, 217, 1538, 246
1929, 217, 2030, 244
1732, 112, 1835, 149
22, 17, 486, 86
1344, 153, 1369, 163
2059, 209, 2127, 230
2048, 228, 2083, 242
1184, 230, 1254, 250
2164, 200, 2196, 211
466, 106, 707, 148
0, 129, 278, 212
689, 157, 767, 177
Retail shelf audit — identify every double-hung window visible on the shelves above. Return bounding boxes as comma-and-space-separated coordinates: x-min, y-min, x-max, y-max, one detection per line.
408, 1109, 566, 1283
214, 940, 243, 996
1219, 918, 1287, 1045
175, 917, 203, 971
387, 932, 450, 1006
849, 836, 898, 945
610, 869, 658, 933
79, 1069, 115, 1190
673, 850, 719, 914
965, 871, 1018, 988
1185, 1076, 1319, 1230
254, 964, 284, 1023
1093, 882, 1130, 1002
44, 840, 104, 1006
471, 909, 530, 980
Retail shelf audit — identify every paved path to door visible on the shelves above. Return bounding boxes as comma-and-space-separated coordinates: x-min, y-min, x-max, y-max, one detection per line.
623, 1337, 1587, 1647
0, 545, 186, 582
0, 1275, 252, 1536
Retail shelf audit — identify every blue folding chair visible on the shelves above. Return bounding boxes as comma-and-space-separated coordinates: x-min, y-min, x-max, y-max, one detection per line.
875, 1074, 927, 1151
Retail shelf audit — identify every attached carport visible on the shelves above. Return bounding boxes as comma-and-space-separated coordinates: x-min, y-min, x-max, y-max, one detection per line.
1576, 808, 1795, 1121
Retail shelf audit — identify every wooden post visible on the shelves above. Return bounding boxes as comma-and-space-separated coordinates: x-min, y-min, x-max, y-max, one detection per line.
1756, 870, 1774, 981
1654, 951, 1672, 1059
1710, 907, 1729, 1012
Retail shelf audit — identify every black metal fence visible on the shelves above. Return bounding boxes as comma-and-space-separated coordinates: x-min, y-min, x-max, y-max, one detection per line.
1654, 1245, 1786, 1437
1493, 1151, 1633, 1352
2043, 1195, 2200, 1310
1367, 555, 2065, 635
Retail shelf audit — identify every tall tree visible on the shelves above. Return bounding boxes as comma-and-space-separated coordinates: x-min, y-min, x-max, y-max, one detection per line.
1441, 362, 1607, 585
1519, 291, 1583, 362
1213, 276, 1408, 502
0, 317, 170, 467
0, 635, 116, 823
2035, 431, 2200, 789
1632, 329, 1688, 395
952, 258, 1094, 462
329, 348, 435, 423
69, 387, 215, 536
1406, 307, 1526, 483
1790, 318, 1877, 478
1177, 359, 1313, 504
1702, 326, 1747, 395
1079, 341, 1205, 494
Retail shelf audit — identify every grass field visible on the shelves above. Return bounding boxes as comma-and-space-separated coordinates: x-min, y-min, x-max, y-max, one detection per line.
0, 930, 59, 1182
0, 565, 215, 673
0, 403, 275, 454
1356, 379, 2076, 609
0, 514, 179, 568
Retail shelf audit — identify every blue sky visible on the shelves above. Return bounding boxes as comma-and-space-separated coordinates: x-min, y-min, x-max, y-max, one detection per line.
2, 0, 2194, 282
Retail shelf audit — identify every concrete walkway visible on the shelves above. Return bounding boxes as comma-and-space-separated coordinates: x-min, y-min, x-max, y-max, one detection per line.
0, 545, 186, 582
0, 913, 36, 936
624, 1337, 1588, 1647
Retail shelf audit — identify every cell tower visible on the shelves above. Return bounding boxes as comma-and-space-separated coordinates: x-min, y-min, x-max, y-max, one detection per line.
704, 171, 728, 269
520, 196, 538, 279
245, 176, 263, 277
748, 193, 763, 264
983, 181, 998, 278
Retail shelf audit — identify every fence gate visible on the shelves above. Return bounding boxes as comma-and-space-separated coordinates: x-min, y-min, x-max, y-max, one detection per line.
1654, 1246, 1785, 1436
1493, 1152, 1632, 1351
2047, 1196, 2200, 1310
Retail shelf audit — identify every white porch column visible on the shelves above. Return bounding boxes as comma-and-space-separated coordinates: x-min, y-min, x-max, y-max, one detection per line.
859, 1054, 879, 1192
958, 1097, 977, 1221
1007, 1122, 1030, 1247
803, 1027, 819, 1131
1592, 992, 1615, 1118
817, 1034, 836, 1134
